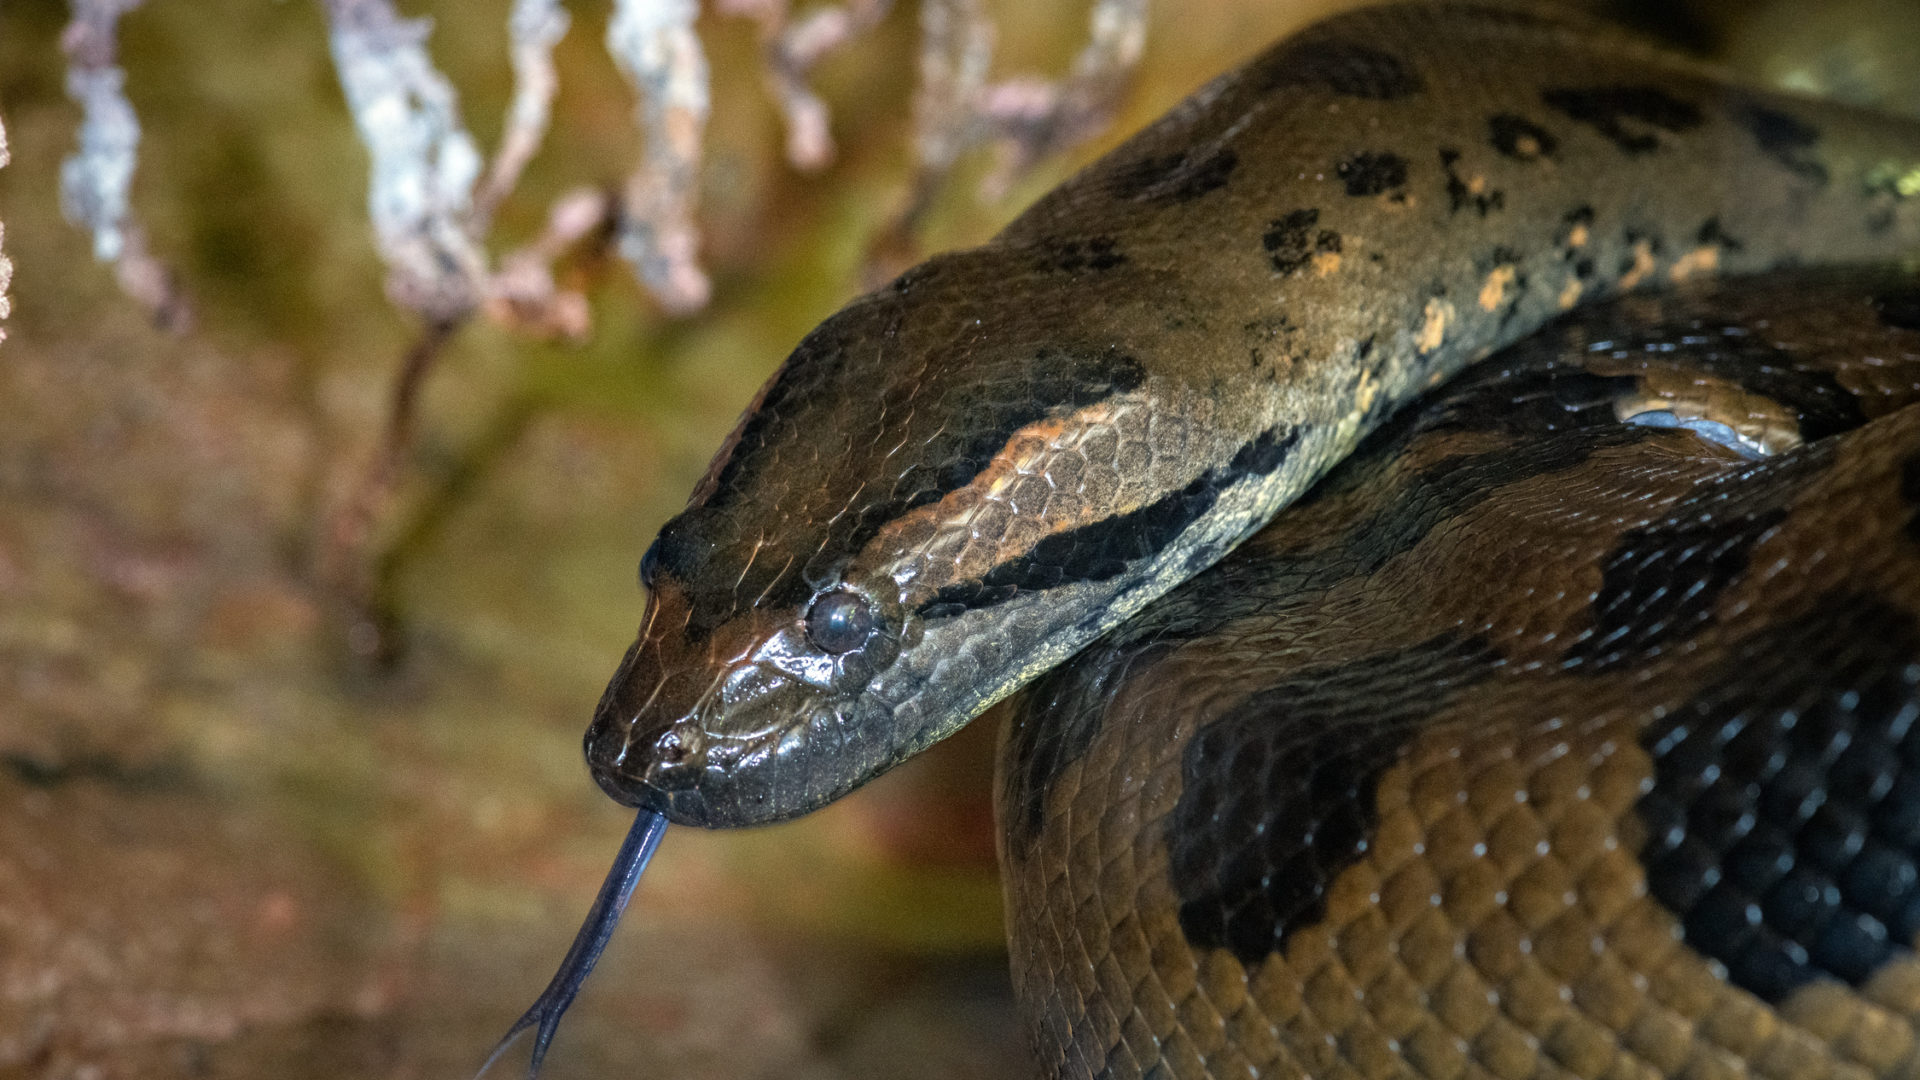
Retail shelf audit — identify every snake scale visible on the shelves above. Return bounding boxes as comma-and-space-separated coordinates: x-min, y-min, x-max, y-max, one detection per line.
481, 3, 1920, 1077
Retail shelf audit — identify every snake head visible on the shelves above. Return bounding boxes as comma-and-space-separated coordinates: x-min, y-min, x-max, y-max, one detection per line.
583, 249, 1291, 827
584, 562, 914, 827
584, 267, 997, 828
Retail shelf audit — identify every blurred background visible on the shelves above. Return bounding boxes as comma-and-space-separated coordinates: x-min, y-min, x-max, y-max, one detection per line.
0, 1, 1916, 1077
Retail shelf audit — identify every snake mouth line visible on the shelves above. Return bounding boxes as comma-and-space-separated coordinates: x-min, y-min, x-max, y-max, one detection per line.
589, 678, 862, 827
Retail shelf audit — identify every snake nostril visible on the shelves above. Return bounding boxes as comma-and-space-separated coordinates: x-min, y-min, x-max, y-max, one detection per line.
654, 729, 692, 767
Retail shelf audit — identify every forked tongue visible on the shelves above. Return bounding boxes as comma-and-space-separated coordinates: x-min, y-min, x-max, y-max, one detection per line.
474, 810, 669, 1079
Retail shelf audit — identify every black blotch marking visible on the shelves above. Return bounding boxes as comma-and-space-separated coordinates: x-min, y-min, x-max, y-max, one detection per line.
1263, 209, 1342, 276
1735, 102, 1830, 186
1638, 593, 1920, 1002
1440, 148, 1504, 216
1489, 113, 1559, 161
1564, 405, 1855, 671
1132, 367, 1661, 651
1574, 257, 1597, 280
1293, 374, 1648, 578
1336, 151, 1408, 197
917, 426, 1299, 618
1253, 37, 1422, 100
1062, 278, 1879, 666
1560, 205, 1596, 257
1566, 506, 1788, 671
1045, 236, 1128, 274
1270, 296, 1867, 627
1696, 216, 1744, 252
1110, 146, 1239, 204
1728, 365, 1863, 444
1877, 289, 1920, 332
1541, 84, 1704, 155
1169, 636, 1501, 966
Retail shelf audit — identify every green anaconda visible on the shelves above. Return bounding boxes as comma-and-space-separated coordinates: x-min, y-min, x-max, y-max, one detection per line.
479, 4, 1920, 1077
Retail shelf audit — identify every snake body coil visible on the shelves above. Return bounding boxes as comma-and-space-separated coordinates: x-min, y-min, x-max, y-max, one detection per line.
557, 4, 1920, 1076
1003, 269, 1920, 1077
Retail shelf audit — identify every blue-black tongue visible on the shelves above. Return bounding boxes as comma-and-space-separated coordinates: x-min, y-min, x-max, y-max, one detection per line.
474, 809, 670, 1079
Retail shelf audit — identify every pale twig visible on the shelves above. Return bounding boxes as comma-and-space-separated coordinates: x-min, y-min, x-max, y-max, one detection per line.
719, 0, 897, 170
313, 6, 625, 652
0, 114, 12, 344
911, 0, 994, 182
471, 0, 571, 230
317, 0, 486, 645
322, 0, 487, 324
483, 186, 615, 342
296, 0, 1145, 652
60, 0, 193, 332
975, 0, 1147, 195
607, 0, 712, 315
872, 0, 1147, 278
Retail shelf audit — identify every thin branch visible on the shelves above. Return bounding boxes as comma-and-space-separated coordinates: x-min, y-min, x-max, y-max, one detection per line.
911, 0, 994, 182
311, 0, 616, 653
975, 0, 1147, 195
484, 186, 615, 342
719, 0, 897, 171
291, 0, 1148, 658
0, 114, 12, 344
871, 0, 1147, 278
60, 0, 192, 332
607, 0, 712, 315
316, 318, 459, 659
471, 0, 572, 230
322, 0, 487, 324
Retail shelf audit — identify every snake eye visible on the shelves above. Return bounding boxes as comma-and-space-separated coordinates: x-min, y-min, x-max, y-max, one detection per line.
804, 589, 875, 654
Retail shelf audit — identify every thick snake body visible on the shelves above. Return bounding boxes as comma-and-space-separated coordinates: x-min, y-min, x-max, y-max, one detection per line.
1001, 269, 1920, 1077
566, 4, 1920, 1077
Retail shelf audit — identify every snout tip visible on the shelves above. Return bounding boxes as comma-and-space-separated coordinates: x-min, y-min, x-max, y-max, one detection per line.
583, 687, 721, 826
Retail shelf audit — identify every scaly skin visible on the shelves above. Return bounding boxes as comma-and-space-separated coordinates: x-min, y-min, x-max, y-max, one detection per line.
584, 3, 1920, 827
997, 268, 1920, 1077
